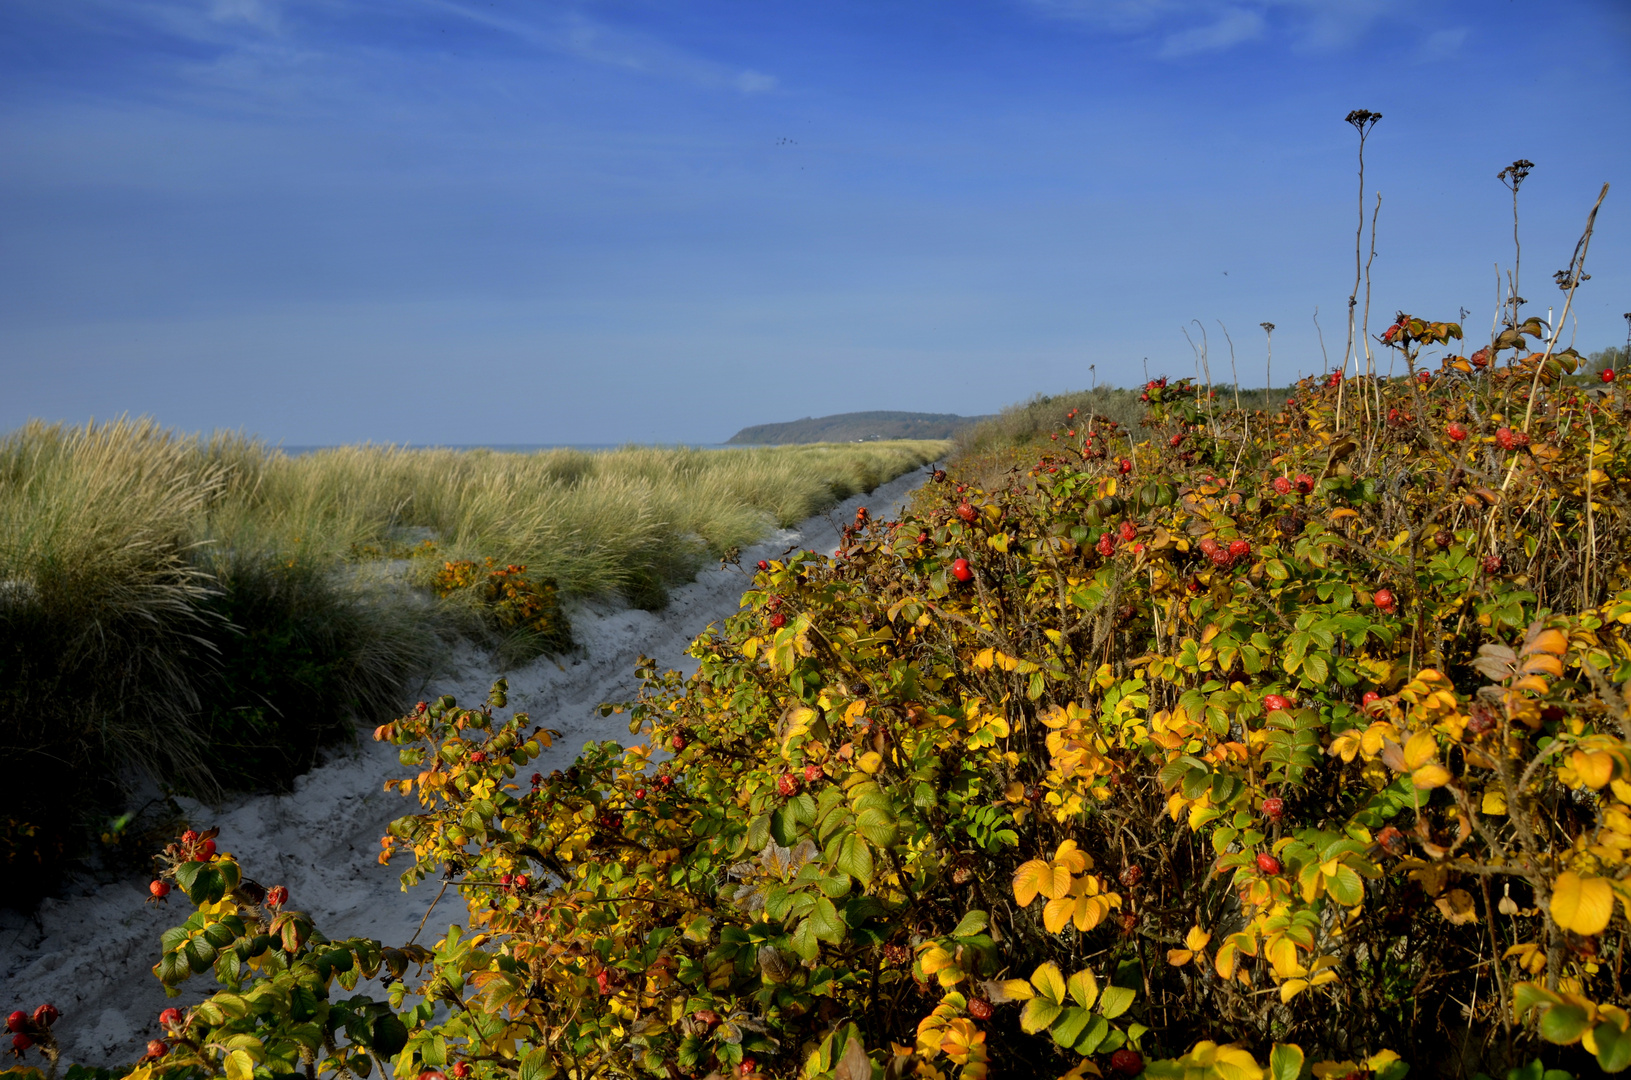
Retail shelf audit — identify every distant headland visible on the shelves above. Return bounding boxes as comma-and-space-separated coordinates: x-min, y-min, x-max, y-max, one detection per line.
725, 410, 992, 445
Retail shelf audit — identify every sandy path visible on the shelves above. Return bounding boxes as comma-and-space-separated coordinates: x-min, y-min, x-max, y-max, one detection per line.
0, 467, 931, 1067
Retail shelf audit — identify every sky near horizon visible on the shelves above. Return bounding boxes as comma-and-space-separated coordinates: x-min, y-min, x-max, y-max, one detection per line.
3, 1, 1628, 446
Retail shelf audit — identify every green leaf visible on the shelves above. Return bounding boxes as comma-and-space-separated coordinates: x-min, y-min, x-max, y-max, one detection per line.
1097, 984, 1135, 1019
1593, 1019, 1631, 1073
1050, 1007, 1091, 1048
1019, 997, 1062, 1035
834, 833, 874, 885
816, 872, 853, 899
518, 1047, 553, 1080
1074, 1014, 1110, 1055
810, 897, 845, 943
950, 910, 988, 939
1539, 1002, 1592, 1044
1326, 864, 1365, 906
1269, 1044, 1306, 1080
184, 935, 218, 973
790, 917, 820, 961
856, 807, 898, 847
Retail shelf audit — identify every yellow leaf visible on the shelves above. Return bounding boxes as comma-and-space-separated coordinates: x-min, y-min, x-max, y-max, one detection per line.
1412, 764, 1452, 789
920, 946, 957, 975
1280, 978, 1309, 1003
1030, 961, 1066, 1003
1571, 750, 1615, 790
982, 978, 1035, 1003
1482, 788, 1508, 815
1043, 896, 1073, 934
224, 1051, 256, 1080
1167, 948, 1194, 967
1065, 968, 1099, 1009
1186, 925, 1213, 951
1403, 731, 1438, 770
973, 648, 996, 670
1013, 860, 1070, 907
858, 751, 884, 774
1053, 839, 1090, 873
1552, 871, 1615, 935
1521, 654, 1564, 678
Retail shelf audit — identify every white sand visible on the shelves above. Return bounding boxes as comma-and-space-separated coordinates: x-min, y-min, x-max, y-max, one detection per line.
0, 467, 932, 1067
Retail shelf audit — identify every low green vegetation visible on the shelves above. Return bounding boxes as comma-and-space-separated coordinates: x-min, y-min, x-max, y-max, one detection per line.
0, 419, 946, 899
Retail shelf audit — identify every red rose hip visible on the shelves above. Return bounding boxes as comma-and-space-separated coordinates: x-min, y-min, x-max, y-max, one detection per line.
1262, 694, 1291, 714
1110, 1048, 1144, 1075
952, 558, 973, 582
1256, 853, 1283, 875
1262, 797, 1284, 822
5, 1012, 25, 1034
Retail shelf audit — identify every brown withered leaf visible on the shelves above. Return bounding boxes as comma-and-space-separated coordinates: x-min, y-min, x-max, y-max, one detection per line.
1471, 643, 1518, 682
1436, 888, 1478, 925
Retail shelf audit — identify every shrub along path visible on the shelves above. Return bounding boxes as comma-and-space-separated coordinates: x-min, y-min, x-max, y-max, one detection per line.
0, 465, 936, 1067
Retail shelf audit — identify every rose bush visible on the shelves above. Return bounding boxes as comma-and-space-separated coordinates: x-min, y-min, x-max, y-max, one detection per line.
14, 320, 1631, 1079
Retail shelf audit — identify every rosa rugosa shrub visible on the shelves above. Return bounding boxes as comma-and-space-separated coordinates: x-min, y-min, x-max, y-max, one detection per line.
63, 326, 1631, 1080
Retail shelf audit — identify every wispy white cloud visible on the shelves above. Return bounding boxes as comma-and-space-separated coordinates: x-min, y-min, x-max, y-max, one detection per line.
1158, 6, 1263, 56
1020, 0, 1415, 58
415, 0, 780, 96
23, 0, 779, 102
1415, 26, 1467, 63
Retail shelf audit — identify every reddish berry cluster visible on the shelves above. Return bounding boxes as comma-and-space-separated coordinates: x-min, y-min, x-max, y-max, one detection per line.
1495, 427, 1530, 451
1198, 538, 1251, 569
7, 1004, 58, 1054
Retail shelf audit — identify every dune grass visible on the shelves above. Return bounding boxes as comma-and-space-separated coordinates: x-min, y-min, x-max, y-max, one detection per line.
0, 419, 946, 899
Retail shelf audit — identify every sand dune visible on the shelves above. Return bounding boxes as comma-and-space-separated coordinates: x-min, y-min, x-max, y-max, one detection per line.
0, 467, 932, 1067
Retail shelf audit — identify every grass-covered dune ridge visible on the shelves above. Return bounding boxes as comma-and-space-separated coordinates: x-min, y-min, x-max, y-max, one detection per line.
0, 419, 947, 897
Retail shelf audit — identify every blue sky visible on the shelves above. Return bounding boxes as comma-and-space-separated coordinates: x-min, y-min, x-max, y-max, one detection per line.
3, 0, 1628, 445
